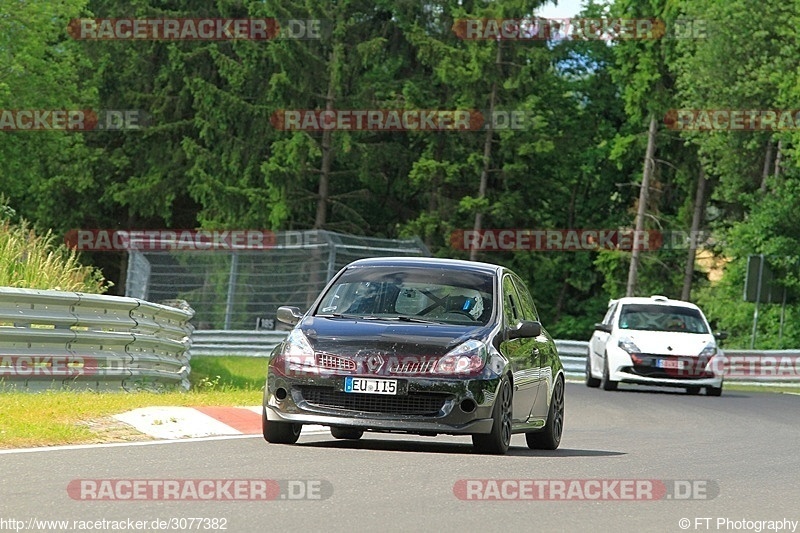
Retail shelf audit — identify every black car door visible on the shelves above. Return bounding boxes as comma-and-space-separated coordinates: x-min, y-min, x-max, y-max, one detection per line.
512, 274, 557, 420
499, 274, 540, 423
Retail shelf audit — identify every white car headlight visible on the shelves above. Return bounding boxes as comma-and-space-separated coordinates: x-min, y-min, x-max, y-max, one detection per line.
699, 342, 717, 358
618, 337, 641, 354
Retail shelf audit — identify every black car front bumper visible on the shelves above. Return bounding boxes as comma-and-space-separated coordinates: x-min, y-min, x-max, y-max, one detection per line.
265, 372, 501, 435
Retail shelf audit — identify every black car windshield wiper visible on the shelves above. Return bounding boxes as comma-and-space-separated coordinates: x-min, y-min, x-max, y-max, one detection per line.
395, 316, 443, 324
360, 315, 444, 324
315, 313, 361, 319
316, 314, 442, 324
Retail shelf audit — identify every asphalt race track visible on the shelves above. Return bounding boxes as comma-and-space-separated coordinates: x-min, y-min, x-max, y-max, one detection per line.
1, 383, 798, 533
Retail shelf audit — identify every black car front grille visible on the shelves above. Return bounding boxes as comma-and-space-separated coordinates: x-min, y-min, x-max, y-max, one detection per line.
297, 386, 450, 416
316, 353, 357, 371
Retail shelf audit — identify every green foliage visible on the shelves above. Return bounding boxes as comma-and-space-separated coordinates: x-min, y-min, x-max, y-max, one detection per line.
0, 200, 108, 292
4, 0, 800, 343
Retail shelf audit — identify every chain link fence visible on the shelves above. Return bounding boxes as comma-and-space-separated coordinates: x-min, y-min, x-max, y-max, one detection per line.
125, 230, 429, 330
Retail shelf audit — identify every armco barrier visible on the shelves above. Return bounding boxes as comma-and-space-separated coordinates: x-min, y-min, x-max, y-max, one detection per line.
0, 288, 194, 391
189, 332, 589, 361
190, 332, 800, 385
554, 340, 589, 379
188, 330, 288, 357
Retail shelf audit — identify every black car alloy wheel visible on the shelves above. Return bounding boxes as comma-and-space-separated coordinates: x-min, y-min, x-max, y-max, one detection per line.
526, 377, 564, 450
472, 377, 512, 455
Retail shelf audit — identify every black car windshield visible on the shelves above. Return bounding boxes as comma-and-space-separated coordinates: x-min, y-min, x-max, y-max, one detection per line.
315, 266, 495, 325
618, 304, 710, 334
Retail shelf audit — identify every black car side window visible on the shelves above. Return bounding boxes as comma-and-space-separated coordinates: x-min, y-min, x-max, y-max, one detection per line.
502, 275, 521, 327
511, 275, 538, 322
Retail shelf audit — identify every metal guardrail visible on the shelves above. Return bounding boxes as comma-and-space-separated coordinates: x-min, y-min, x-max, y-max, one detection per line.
192, 332, 583, 359
189, 330, 287, 357
191, 333, 800, 385
0, 288, 194, 391
554, 340, 589, 379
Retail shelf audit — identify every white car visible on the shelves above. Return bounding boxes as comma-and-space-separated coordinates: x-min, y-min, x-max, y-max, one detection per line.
586, 295, 725, 396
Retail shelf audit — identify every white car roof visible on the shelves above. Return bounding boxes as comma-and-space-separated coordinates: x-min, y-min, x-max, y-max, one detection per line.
609, 295, 702, 311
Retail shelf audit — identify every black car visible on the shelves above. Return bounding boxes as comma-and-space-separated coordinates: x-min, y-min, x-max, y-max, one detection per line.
262, 257, 565, 454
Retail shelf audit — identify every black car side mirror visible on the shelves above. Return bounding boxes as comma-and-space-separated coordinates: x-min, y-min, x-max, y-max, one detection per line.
277, 306, 303, 326
714, 331, 728, 341
594, 323, 613, 334
507, 320, 542, 339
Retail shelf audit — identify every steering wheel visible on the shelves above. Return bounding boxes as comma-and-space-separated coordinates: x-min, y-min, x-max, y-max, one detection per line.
441, 310, 476, 321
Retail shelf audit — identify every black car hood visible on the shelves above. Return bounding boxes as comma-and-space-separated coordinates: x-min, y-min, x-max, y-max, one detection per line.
300, 316, 493, 356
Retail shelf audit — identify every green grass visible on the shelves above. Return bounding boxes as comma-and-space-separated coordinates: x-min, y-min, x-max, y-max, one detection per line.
0, 203, 108, 292
0, 389, 263, 449
189, 356, 268, 391
0, 356, 267, 449
722, 382, 800, 394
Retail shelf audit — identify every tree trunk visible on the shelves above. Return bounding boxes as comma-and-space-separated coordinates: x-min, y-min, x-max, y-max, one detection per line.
774, 139, 783, 179
760, 140, 772, 193
307, 46, 340, 308
553, 181, 579, 319
625, 116, 657, 297
681, 167, 706, 301
425, 136, 445, 250
469, 43, 501, 262
314, 46, 339, 230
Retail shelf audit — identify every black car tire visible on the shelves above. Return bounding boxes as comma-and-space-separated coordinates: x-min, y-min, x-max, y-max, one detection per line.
526, 377, 565, 450
472, 376, 512, 455
585, 354, 601, 388
706, 383, 723, 396
262, 407, 301, 444
686, 386, 700, 395
601, 354, 618, 391
330, 427, 364, 440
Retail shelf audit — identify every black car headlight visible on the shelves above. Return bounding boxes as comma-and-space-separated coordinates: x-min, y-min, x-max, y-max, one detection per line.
434, 339, 487, 376
272, 329, 315, 376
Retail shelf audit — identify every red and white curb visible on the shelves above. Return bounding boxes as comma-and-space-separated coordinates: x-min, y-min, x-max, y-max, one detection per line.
113, 406, 327, 440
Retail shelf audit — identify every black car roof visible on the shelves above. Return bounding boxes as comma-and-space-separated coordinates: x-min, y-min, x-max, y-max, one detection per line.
345, 257, 504, 276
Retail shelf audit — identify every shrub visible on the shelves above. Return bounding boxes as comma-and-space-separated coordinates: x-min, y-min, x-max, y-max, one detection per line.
0, 201, 108, 293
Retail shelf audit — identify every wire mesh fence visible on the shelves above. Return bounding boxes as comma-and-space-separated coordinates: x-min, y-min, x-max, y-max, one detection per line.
125, 230, 429, 330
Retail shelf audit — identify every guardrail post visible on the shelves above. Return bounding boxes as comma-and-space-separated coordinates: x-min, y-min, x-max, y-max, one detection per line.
224, 252, 239, 330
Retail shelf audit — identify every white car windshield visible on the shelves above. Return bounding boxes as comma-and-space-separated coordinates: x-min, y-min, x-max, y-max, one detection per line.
618, 304, 710, 334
